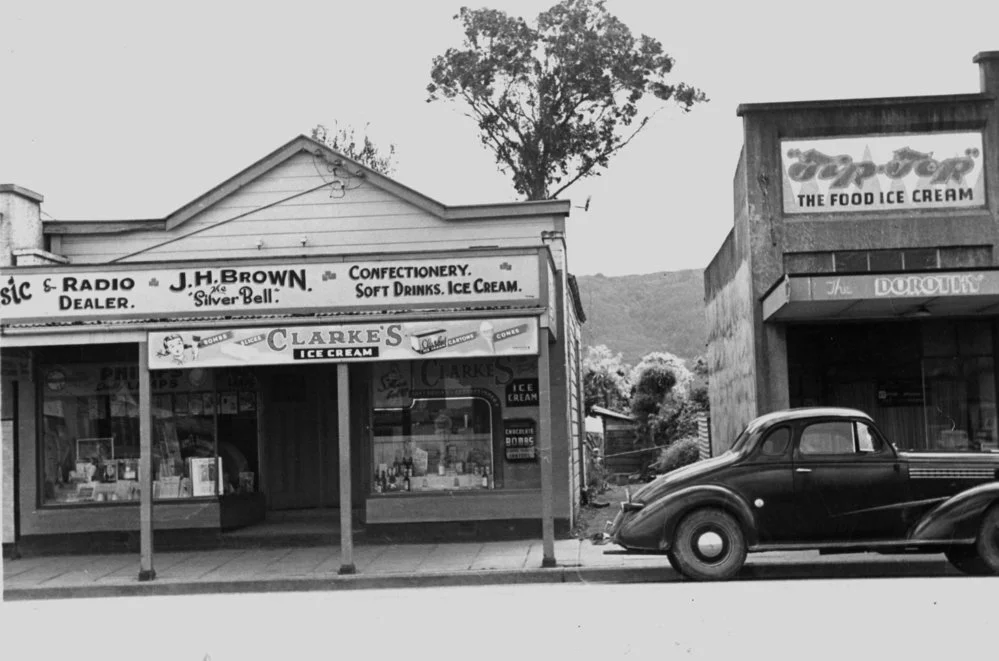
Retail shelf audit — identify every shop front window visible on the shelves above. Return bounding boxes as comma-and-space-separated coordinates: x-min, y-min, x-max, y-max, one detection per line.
923, 356, 997, 452
373, 396, 496, 493
40, 359, 236, 505
370, 356, 541, 495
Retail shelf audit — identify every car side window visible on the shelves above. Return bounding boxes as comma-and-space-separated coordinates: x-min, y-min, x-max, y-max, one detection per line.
856, 423, 884, 453
799, 421, 855, 455
759, 427, 791, 456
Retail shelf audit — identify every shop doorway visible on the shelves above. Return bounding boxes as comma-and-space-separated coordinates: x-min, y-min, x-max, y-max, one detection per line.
260, 366, 340, 510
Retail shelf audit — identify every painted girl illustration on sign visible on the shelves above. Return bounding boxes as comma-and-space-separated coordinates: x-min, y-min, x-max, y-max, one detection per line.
157, 334, 200, 365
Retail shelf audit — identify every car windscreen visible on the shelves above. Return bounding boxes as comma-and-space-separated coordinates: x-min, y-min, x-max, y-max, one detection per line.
728, 425, 754, 453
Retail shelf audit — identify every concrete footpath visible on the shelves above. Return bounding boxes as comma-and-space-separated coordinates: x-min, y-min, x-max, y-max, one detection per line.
2, 538, 962, 601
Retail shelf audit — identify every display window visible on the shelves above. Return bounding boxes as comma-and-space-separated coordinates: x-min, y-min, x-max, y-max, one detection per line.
39, 352, 258, 506
373, 396, 496, 492
370, 355, 541, 495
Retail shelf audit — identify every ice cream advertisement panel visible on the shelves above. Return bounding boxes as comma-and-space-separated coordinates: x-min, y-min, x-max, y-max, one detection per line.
147, 317, 539, 370
781, 132, 985, 214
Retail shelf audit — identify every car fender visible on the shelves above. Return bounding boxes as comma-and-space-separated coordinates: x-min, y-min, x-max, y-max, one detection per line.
639, 484, 758, 551
909, 481, 999, 542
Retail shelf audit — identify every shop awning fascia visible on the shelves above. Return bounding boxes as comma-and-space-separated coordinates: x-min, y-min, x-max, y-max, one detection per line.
0, 306, 546, 347
762, 269, 999, 322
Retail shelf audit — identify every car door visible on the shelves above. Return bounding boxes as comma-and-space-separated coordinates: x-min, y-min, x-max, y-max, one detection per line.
792, 418, 908, 542
727, 425, 797, 543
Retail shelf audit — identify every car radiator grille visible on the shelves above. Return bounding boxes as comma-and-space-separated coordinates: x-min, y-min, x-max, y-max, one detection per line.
909, 466, 997, 480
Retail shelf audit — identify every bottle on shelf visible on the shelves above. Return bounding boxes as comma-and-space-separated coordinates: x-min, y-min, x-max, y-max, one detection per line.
404, 473, 411, 492
437, 457, 445, 476
481, 467, 489, 489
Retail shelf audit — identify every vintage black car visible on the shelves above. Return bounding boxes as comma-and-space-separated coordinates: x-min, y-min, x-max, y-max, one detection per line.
609, 407, 999, 580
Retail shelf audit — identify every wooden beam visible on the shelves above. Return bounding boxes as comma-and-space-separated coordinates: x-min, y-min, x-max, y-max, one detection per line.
337, 364, 355, 575
538, 334, 556, 567
138, 341, 156, 581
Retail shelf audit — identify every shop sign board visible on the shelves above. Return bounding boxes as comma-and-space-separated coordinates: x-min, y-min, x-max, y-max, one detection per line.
781, 132, 985, 214
0, 253, 541, 323
148, 317, 539, 370
811, 271, 999, 301
504, 419, 537, 461
506, 379, 539, 407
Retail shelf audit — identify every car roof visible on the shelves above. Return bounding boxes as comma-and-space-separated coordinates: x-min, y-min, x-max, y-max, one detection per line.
749, 407, 873, 430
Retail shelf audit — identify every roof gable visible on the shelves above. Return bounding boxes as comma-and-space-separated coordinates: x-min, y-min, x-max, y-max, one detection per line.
162, 135, 570, 231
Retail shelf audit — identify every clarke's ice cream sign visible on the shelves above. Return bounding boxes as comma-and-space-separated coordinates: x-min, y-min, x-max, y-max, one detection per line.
147, 317, 539, 369
0, 254, 540, 323
781, 132, 986, 214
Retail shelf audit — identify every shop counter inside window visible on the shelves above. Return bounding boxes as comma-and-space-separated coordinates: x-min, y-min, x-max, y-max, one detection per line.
372, 396, 496, 494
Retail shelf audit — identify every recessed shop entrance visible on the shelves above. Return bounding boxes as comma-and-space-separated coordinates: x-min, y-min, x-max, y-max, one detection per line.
259, 366, 340, 510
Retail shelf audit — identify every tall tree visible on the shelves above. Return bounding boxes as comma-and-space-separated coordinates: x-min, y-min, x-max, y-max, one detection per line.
310, 122, 398, 176
427, 0, 706, 200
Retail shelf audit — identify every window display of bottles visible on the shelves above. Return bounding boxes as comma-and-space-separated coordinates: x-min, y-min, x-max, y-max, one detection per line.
372, 396, 495, 495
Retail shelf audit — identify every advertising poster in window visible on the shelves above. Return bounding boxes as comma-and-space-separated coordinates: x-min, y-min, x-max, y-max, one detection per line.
148, 317, 540, 370
781, 132, 985, 214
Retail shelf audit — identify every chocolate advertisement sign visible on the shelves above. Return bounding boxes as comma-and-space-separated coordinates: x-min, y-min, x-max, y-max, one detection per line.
504, 419, 537, 461
147, 317, 539, 369
781, 132, 985, 214
0, 253, 541, 323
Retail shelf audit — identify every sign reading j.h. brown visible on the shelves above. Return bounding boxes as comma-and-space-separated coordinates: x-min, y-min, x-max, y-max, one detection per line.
0, 254, 541, 323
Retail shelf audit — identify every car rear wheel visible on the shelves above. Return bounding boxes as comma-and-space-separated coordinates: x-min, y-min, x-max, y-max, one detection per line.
670, 508, 747, 581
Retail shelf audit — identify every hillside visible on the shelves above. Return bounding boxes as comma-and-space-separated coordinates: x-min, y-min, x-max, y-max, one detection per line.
574, 269, 706, 367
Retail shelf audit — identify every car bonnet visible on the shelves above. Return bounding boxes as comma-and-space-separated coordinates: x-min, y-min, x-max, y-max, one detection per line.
629, 452, 742, 504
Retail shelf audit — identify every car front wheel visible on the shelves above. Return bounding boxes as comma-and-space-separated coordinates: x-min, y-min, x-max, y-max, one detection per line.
945, 506, 999, 576
945, 546, 990, 575
670, 508, 747, 581
974, 505, 999, 574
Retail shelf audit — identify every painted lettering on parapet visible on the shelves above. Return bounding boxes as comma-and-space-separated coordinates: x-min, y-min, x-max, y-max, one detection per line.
874, 274, 986, 297
167, 268, 308, 309
781, 133, 985, 214
787, 147, 979, 190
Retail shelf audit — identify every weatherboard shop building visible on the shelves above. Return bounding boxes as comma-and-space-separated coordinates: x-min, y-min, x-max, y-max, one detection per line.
0, 135, 588, 575
705, 51, 999, 456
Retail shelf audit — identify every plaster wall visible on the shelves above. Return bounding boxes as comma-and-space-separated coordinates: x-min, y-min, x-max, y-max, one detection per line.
705, 260, 757, 453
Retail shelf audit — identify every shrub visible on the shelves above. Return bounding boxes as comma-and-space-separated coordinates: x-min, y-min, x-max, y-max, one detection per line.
651, 436, 701, 474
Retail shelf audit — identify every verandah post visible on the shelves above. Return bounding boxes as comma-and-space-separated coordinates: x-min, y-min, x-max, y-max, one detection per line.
138, 340, 155, 581
337, 363, 355, 575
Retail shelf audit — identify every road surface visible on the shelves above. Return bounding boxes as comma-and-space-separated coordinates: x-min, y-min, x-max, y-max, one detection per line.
3, 575, 994, 660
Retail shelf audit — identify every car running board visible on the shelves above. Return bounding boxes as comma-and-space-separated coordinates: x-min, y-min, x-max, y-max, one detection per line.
750, 538, 976, 553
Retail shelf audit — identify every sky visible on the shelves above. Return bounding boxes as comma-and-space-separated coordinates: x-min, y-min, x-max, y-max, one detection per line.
1, 0, 997, 277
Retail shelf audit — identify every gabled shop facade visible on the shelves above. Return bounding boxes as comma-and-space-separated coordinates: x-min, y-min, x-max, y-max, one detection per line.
0, 136, 587, 573
705, 52, 999, 456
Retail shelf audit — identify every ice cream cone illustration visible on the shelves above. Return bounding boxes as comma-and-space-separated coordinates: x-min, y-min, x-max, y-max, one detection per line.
480, 321, 495, 352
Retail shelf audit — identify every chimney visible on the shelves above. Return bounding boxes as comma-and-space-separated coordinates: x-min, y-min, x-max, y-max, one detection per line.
0, 184, 45, 267
973, 51, 999, 95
